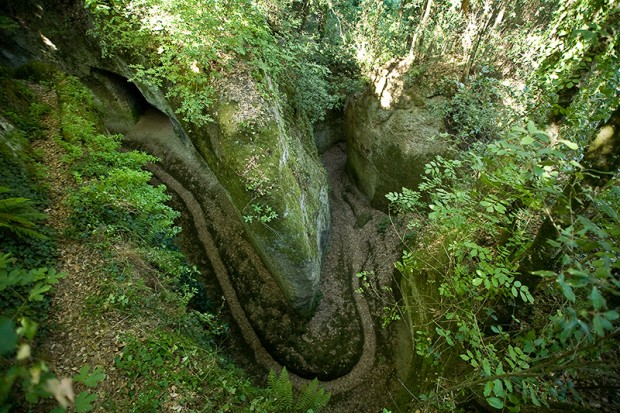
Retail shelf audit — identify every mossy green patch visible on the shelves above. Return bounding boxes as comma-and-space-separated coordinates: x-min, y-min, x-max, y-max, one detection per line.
192, 91, 329, 313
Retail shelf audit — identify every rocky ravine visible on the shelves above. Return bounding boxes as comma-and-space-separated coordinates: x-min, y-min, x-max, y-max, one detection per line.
121, 105, 405, 411
0, 2, 441, 408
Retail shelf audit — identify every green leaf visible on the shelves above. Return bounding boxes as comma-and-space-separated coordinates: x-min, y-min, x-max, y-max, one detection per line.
520, 287, 534, 304
16, 318, 38, 340
590, 287, 606, 311
487, 397, 504, 409
558, 139, 578, 150
0, 318, 17, 356
75, 391, 97, 413
604, 310, 619, 321
482, 359, 491, 376
493, 379, 504, 397
520, 135, 534, 145
558, 274, 575, 302
28, 283, 51, 301
574, 29, 595, 40
532, 270, 556, 278
74, 365, 105, 387
592, 314, 612, 336
484, 381, 493, 397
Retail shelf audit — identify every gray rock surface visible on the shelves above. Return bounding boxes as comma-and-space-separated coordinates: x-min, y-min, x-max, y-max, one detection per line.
344, 82, 450, 209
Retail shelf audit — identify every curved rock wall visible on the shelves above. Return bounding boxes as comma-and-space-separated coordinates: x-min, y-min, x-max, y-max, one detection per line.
1, 0, 330, 316
95, 65, 330, 315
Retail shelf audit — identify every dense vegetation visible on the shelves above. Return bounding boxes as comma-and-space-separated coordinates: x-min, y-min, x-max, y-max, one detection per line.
0, 67, 329, 411
1, 0, 619, 412
382, 0, 620, 411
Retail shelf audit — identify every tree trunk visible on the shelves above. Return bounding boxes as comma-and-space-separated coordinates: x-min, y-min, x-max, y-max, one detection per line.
462, 0, 502, 80
408, 0, 433, 60
461, 0, 471, 15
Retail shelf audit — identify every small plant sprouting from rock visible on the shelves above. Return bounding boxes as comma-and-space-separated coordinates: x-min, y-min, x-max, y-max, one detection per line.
243, 202, 278, 224
355, 271, 401, 329
241, 154, 279, 225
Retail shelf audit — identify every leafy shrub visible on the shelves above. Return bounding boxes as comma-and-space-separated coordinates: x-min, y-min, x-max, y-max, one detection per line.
113, 331, 274, 412
52, 74, 178, 244
390, 121, 620, 410
0, 253, 104, 413
445, 71, 515, 146
0, 76, 51, 141
14, 61, 58, 83
67, 168, 179, 243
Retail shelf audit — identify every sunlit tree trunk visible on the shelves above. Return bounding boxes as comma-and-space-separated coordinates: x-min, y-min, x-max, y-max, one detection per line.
462, 0, 503, 79
461, 0, 471, 15
407, 0, 432, 60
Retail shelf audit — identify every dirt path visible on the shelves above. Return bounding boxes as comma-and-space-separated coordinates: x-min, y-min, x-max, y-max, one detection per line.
33, 89, 136, 409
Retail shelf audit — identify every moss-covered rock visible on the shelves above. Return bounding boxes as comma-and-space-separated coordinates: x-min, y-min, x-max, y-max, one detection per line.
344, 75, 451, 210
185, 71, 330, 315
82, 61, 330, 316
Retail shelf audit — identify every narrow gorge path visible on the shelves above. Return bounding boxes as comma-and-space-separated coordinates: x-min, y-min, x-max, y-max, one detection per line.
125, 110, 403, 411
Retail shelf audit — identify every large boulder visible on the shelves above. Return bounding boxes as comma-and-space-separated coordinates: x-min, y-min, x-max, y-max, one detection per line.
188, 70, 330, 315
344, 70, 451, 209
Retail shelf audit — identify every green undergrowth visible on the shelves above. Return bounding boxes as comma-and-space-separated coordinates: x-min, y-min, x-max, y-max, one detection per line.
2, 67, 330, 412
0, 68, 56, 269
0, 67, 58, 356
53, 73, 315, 412
1, 66, 104, 412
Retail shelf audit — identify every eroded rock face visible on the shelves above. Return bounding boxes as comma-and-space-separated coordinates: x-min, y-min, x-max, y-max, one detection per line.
140, 77, 330, 315
84, 61, 330, 316
344, 75, 451, 210
186, 71, 330, 315
313, 109, 345, 154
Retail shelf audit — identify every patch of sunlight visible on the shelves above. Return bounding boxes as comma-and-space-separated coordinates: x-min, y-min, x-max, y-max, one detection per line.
39, 33, 57, 51
372, 59, 410, 109
356, 41, 368, 63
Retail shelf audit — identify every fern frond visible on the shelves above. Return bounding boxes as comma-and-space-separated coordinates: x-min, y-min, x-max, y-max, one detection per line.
0, 192, 48, 240
0, 210, 47, 223
0, 197, 34, 211
268, 367, 293, 411
0, 212, 44, 226
294, 378, 331, 413
0, 223, 47, 240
